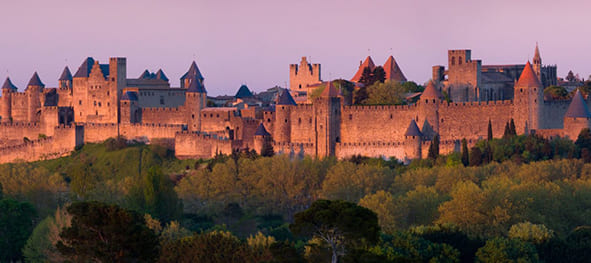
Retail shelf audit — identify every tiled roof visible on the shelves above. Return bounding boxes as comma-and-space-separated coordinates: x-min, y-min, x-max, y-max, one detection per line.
383, 56, 407, 82
420, 81, 443, 100
74, 57, 95, 78
59, 66, 72, 81
121, 91, 139, 101
351, 56, 376, 82
276, 90, 297, 105
27, 72, 44, 87
235, 84, 253, 98
565, 90, 591, 118
254, 123, 271, 136
1, 77, 18, 91
404, 119, 423, 137
516, 61, 541, 87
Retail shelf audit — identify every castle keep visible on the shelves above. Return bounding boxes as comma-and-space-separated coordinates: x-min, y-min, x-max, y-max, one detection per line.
0, 45, 588, 163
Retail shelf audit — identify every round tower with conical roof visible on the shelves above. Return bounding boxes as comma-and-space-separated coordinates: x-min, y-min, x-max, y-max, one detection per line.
418, 81, 443, 138
563, 90, 591, 139
1, 77, 17, 123
513, 61, 543, 133
274, 89, 297, 143
26, 72, 44, 122
404, 119, 423, 160
182, 61, 207, 131
253, 123, 272, 154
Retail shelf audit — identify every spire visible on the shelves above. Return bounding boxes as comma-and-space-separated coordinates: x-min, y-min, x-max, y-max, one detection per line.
1, 77, 17, 91
351, 56, 376, 82
516, 61, 542, 87
155, 69, 169, 81
59, 66, 72, 81
565, 90, 591, 118
383, 56, 407, 82
321, 81, 339, 98
27, 72, 44, 87
404, 119, 423, 137
181, 61, 204, 81
254, 123, 271, 136
276, 89, 297, 105
533, 43, 541, 65
420, 81, 443, 100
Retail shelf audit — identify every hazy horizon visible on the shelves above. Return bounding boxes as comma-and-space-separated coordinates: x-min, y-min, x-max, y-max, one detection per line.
1, 0, 590, 96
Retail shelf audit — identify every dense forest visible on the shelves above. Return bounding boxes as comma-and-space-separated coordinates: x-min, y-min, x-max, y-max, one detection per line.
2, 132, 591, 262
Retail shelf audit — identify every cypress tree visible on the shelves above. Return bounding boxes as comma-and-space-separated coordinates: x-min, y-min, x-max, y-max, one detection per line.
461, 139, 469, 166
503, 122, 511, 138
428, 135, 440, 160
510, 118, 517, 136
469, 146, 483, 166
487, 120, 493, 141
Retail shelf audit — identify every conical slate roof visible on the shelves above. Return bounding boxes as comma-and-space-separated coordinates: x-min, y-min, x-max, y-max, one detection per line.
181, 61, 204, 81
321, 81, 339, 98
404, 119, 423, 137
516, 61, 541, 87
59, 66, 72, 81
420, 81, 443, 100
74, 57, 95, 78
155, 69, 168, 81
121, 91, 138, 101
235, 85, 253, 98
2, 77, 18, 91
565, 90, 591, 118
351, 56, 376, 82
383, 56, 407, 82
139, 70, 153, 79
27, 72, 44, 87
187, 79, 206, 93
276, 90, 297, 105
254, 123, 271, 136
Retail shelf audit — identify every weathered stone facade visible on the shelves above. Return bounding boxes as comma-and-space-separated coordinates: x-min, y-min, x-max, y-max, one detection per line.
0, 48, 587, 163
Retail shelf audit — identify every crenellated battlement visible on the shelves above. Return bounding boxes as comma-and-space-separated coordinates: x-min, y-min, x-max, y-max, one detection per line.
142, 107, 182, 112
440, 99, 513, 108
342, 104, 417, 111
0, 121, 40, 128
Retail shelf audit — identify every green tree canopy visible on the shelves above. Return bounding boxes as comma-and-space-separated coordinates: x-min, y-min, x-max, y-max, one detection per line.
0, 198, 37, 262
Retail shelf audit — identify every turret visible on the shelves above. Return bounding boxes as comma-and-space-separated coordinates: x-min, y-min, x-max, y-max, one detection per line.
513, 61, 543, 133
59, 66, 72, 89
1, 77, 17, 123
274, 89, 296, 143
253, 123, 272, 155
26, 72, 44, 122
289, 57, 321, 93
183, 61, 207, 131
404, 119, 423, 161
314, 81, 341, 158
120, 91, 140, 123
418, 81, 443, 138
563, 90, 591, 139
532, 43, 542, 80
109, 57, 127, 123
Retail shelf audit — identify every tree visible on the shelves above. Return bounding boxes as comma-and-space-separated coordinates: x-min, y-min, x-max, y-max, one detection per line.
0, 198, 37, 262
475, 237, 539, 263
428, 135, 440, 160
510, 119, 516, 136
461, 139, 469, 166
487, 120, 493, 141
372, 66, 386, 84
128, 166, 183, 223
508, 222, 554, 244
364, 81, 406, 105
544, 85, 569, 100
57, 201, 159, 262
23, 206, 72, 263
290, 200, 380, 263
566, 70, 576, 82
575, 128, 591, 160
358, 67, 374, 86
260, 138, 275, 157
564, 226, 591, 262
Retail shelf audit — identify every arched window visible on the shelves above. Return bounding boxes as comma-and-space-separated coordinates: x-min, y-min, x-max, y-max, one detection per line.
459, 56, 463, 65
451, 57, 456, 66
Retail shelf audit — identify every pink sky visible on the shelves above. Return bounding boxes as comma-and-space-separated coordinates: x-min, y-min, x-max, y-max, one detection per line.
0, 0, 590, 96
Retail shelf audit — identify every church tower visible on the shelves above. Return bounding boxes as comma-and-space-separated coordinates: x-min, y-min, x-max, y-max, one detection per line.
532, 43, 542, 80
314, 81, 341, 158
513, 61, 543, 133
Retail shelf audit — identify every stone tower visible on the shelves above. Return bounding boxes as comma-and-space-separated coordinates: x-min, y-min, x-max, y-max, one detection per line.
563, 90, 591, 139
404, 119, 423, 161
109, 57, 127, 124
253, 123, 272, 155
59, 66, 72, 89
446, 50, 482, 102
274, 90, 297, 143
289, 57, 321, 93
314, 81, 341, 158
418, 81, 443, 139
120, 91, 140, 124
532, 43, 542, 80
182, 61, 207, 131
1, 77, 17, 123
26, 72, 44, 122
513, 61, 543, 133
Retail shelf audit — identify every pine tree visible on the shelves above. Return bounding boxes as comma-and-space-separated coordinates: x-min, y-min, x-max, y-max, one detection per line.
461, 139, 469, 166
488, 120, 493, 141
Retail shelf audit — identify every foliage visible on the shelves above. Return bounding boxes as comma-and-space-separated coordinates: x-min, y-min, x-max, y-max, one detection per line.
508, 222, 554, 244
371, 232, 460, 262
428, 135, 440, 160
23, 205, 71, 263
461, 139, 469, 166
0, 198, 37, 262
57, 201, 159, 262
544, 85, 570, 100
290, 199, 380, 263
322, 162, 393, 202
127, 166, 183, 223
475, 237, 539, 263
